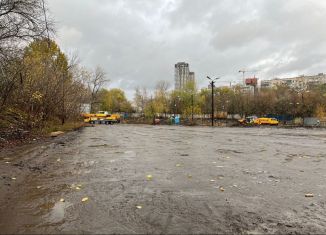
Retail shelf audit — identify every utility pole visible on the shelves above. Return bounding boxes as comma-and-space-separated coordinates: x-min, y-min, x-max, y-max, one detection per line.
207, 76, 220, 127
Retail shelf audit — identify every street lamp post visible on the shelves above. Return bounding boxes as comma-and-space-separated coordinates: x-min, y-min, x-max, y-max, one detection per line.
191, 93, 194, 123
173, 96, 180, 121
61, 72, 65, 125
173, 100, 176, 117
295, 88, 309, 123
150, 95, 155, 125
207, 76, 220, 127
176, 96, 181, 115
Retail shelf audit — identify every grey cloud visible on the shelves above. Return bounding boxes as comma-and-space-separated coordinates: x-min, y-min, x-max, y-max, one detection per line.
48, 0, 326, 98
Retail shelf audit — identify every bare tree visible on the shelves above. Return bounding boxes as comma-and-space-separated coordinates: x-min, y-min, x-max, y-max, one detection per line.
87, 66, 109, 112
155, 80, 170, 92
0, 0, 52, 45
0, 0, 53, 108
154, 80, 170, 116
134, 86, 148, 115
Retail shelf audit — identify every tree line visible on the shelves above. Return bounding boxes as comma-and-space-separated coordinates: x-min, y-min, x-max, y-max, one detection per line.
131, 81, 326, 121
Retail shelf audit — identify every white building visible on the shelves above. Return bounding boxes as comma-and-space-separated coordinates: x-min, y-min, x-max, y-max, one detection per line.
261, 73, 326, 90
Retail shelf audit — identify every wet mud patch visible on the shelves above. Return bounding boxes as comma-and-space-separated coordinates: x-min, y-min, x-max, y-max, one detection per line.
74, 160, 96, 168
257, 148, 267, 153
89, 137, 102, 140
284, 153, 322, 163
0, 156, 11, 161
285, 154, 297, 162
1, 175, 13, 186
179, 153, 189, 157
11, 161, 48, 173
216, 148, 244, 154
21, 183, 72, 203
88, 144, 119, 148
39, 201, 56, 212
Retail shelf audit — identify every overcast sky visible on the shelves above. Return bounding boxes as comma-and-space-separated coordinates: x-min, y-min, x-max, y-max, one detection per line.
48, 0, 326, 98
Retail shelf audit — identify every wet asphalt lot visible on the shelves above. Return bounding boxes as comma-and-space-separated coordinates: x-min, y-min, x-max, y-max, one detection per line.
1, 125, 326, 234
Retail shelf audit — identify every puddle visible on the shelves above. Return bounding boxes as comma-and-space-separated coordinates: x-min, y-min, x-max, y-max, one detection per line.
43, 201, 72, 224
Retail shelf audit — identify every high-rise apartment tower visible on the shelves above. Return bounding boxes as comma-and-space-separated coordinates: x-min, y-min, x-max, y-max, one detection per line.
174, 62, 195, 90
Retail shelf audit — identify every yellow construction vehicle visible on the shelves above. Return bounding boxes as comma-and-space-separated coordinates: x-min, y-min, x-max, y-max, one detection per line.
238, 116, 279, 126
254, 117, 279, 126
82, 111, 120, 125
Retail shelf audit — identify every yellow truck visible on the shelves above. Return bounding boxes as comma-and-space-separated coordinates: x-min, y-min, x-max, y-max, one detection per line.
82, 111, 120, 125
239, 116, 279, 126
254, 117, 279, 126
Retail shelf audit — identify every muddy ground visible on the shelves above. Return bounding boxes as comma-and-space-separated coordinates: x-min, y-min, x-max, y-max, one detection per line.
1, 125, 326, 234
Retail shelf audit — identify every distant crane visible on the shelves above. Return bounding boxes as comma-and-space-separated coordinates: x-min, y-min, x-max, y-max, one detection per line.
238, 69, 259, 85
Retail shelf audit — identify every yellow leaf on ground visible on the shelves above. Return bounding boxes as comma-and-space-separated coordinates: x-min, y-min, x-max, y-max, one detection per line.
146, 175, 153, 181
82, 197, 89, 202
